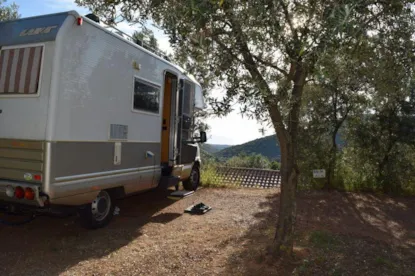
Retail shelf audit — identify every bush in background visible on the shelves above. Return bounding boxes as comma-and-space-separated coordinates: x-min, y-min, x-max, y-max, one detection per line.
224, 153, 273, 169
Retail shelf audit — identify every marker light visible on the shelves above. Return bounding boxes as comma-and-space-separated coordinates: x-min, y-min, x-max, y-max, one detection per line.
34, 174, 42, 181
14, 186, 24, 199
24, 188, 35, 200
77, 17, 83, 26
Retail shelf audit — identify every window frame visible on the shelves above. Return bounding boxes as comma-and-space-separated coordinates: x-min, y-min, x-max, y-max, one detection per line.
0, 43, 45, 98
131, 75, 162, 116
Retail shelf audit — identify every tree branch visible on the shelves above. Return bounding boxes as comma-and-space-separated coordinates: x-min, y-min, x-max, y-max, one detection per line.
278, 0, 299, 43
221, 5, 288, 138
211, 37, 245, 65
252, 55, 289, 77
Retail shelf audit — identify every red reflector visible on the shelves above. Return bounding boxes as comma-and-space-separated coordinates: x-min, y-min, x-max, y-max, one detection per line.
24, 188, 35, 200
77, 17, 83, 25
14, 186, 24, 199
34, 174, 42, 181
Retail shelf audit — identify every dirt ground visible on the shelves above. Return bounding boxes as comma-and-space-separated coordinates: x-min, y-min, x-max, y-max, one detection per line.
0, 187, 414, 276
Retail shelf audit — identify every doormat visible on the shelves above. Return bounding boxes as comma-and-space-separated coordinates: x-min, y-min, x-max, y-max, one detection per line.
184, 202, 212, 215
167, 190, 194, 200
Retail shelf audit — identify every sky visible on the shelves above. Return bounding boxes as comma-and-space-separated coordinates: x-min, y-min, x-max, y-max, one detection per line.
10, 0, 273, 145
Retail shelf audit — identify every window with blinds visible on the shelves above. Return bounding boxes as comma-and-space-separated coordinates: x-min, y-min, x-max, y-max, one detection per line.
0, 45, 44, 95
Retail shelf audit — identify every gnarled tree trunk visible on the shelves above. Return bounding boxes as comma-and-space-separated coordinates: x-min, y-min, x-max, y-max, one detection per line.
269, 62, 306, 256
326, 130, 338, 191
272, 138, 298, 256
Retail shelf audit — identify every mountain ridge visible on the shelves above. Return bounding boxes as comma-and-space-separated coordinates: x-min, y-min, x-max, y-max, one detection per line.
215, 135, 281, 161
201, 143, 232, 154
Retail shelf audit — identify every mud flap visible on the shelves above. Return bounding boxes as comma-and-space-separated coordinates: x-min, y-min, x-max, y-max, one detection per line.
158, 175, 180, 190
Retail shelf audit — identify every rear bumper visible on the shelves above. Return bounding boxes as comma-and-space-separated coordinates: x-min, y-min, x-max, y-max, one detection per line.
0, 179, 46, 207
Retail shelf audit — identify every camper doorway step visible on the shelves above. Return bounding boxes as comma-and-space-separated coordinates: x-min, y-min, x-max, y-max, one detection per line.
167, 190, 195, 200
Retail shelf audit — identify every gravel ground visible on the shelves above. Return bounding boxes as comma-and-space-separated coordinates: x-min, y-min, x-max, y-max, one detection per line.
0, 188, 278, 276
0, 187, 414, 276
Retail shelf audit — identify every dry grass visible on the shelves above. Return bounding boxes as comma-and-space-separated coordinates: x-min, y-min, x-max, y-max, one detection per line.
0, 188, 414, 275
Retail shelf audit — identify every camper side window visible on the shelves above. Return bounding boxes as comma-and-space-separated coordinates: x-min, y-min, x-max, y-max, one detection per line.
133, 78, 160, 114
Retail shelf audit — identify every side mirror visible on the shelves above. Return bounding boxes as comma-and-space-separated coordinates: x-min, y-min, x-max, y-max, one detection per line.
186, 131, 207, 144
199, 131, 207, 143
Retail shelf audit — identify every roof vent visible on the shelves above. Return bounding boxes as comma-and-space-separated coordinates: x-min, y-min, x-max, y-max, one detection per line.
85, 13, 100, 23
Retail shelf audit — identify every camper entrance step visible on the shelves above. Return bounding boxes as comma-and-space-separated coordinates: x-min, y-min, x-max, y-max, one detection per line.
184, 203, 212, 215
167, 190, 194, 200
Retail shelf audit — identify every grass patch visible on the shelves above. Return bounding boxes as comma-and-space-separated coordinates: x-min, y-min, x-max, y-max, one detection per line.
309, 230, 340, 250
200, 165, 242, 188
200, 165, 227, 188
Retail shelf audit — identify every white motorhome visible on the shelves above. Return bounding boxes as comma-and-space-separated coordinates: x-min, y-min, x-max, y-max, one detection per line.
0, 11, 207, 228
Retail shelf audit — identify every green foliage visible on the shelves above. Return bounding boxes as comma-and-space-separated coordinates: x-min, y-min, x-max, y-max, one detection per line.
337, 29, 415, 194
203, 149, 280, 170
0, 0, 19, 21
132, 29, 158, 50
200, 148, 218, 167
270, 161, 280, 170
200, 163, 226, 188
295, 8, 415, 194
225, 153, 272, 169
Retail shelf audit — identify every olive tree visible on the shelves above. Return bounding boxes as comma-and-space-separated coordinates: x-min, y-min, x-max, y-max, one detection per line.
0, 0, 19, 21
76, 0, 415, 256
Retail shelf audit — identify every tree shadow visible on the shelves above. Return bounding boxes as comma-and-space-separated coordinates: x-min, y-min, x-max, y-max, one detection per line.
224, 190, 415, 275
0, 188, 180, 276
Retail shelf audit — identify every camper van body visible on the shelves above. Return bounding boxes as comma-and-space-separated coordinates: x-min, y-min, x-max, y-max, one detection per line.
0, 11, 206, 226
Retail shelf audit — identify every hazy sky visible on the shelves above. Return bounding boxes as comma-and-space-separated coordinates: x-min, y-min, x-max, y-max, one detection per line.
12, 0, 273, 145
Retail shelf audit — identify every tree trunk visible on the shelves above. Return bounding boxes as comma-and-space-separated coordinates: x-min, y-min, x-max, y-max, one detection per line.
325, 132, 338, 191
271, 138, 298, 256
378, 134, 396, 193
269, 62, 306, 257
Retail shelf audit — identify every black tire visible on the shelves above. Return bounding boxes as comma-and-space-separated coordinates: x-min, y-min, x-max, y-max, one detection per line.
78, 190, 115, 229
183, 164, 200, 191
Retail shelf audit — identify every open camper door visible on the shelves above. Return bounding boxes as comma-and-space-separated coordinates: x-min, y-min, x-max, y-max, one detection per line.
174, 78, 196, 165
161, 72, 179, 167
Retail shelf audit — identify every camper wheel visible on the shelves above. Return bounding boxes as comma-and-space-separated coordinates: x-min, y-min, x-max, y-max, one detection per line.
78, 190, 115, 229
183, 164, 200, 191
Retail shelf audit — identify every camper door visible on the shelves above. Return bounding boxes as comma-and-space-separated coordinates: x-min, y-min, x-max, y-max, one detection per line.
175, 79, 195, 164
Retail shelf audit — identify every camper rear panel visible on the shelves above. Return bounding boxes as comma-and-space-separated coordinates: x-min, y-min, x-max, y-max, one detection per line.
0, 13, 69, 191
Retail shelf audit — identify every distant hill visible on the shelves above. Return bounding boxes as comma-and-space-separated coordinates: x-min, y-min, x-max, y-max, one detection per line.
201, 143, 232, 154
215, 132, 345, 161
216, 135, 281, 161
